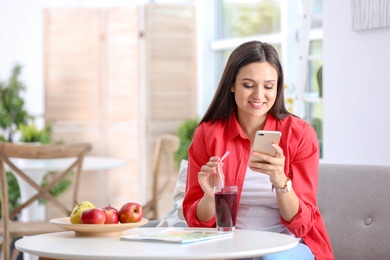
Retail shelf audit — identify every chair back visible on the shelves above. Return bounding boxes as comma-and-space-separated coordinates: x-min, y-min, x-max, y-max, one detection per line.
143, 134, 180, 220
0, 142, 91, 259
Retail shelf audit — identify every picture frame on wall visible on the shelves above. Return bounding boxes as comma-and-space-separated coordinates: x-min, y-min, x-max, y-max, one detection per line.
351, 0, 390, 31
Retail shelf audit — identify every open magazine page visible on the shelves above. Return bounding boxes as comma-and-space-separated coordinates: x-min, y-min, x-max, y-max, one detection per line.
120, 227, 233, 244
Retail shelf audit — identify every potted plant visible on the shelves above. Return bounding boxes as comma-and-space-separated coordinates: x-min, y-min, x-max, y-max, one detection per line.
0, 63, 29, 143
18, 122, 52, 144
0, 64, 28, 218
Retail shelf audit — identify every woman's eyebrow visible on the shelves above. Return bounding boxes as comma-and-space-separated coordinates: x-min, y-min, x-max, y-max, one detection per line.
264, 79, 276, 83
240, 77, 257, 82
240, 78, 276, 83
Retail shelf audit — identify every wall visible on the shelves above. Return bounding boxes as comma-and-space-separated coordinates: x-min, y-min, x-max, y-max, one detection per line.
0, 0, 44, 119
322, 0, 390, 165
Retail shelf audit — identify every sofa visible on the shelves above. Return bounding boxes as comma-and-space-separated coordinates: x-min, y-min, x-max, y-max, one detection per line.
146, 161, 390, 259
317, 163, 390, 259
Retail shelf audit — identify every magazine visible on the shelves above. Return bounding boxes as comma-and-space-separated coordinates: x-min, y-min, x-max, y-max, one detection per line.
120, 227, 233, 244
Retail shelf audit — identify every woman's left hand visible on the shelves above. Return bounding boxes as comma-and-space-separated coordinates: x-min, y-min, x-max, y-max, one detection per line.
248, 143, 287, 188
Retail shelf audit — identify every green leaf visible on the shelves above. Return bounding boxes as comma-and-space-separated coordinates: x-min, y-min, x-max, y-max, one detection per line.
0, 172, 21, 219
0, 63, 30, 142
174, 118, 199, 167
18, 123, 52, 144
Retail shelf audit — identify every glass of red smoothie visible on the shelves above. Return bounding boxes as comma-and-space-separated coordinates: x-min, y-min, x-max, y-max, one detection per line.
214, 185, 238, 232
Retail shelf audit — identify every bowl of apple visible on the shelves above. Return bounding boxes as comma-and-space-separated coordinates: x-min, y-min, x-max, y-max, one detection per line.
50, 201, 148, 237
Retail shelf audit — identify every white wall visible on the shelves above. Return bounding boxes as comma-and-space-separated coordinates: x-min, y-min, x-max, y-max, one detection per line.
322, 0, 390, 165
0, 0, 44, 119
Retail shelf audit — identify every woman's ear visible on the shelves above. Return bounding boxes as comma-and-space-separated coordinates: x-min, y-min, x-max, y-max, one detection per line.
231, 84, 235, 92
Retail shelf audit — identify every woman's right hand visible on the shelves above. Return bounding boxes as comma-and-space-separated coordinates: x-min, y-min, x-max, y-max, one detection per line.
198, 156, 223, 197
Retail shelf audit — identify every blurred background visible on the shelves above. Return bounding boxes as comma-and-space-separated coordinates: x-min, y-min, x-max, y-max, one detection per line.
1, 0, 390, 219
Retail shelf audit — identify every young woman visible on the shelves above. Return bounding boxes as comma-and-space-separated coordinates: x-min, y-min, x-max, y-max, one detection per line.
182, 41, 334, 260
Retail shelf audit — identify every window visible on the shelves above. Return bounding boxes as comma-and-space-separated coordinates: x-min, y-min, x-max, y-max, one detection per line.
201, 0, 323, 157
210, 0, 283, 89
302, 0, 323, 157
221, 0, 281, 38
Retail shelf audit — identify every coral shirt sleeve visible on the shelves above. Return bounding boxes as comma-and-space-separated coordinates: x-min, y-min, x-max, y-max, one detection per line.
280, 123, 320, 236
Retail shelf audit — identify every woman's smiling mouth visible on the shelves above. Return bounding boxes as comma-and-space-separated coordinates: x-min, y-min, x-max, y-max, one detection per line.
249, 101, 265, 108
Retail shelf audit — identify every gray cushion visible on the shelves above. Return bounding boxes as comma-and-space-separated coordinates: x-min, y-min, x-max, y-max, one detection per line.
318, 164, 390, 260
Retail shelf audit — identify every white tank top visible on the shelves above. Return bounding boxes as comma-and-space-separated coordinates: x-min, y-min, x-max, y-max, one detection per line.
236, 167, 291, 235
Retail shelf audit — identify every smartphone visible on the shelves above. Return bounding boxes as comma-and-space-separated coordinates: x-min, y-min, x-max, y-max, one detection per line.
250, 130, 282, 162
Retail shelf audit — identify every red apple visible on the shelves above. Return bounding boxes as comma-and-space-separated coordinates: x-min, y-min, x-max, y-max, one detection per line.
102, 205, 119, 224
119, 202, 143, 223
81, 208, 106, 224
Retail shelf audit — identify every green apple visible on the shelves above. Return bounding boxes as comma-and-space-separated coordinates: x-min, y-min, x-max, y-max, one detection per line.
70, 201, 95, 224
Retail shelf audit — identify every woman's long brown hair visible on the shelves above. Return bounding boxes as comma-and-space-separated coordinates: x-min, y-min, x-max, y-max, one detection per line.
200, 41, 293, 124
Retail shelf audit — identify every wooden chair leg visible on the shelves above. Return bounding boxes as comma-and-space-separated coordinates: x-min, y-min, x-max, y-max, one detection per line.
11, 247, 21, 260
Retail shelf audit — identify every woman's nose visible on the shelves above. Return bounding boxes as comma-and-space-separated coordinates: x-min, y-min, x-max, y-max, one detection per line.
252, 85, 264, 99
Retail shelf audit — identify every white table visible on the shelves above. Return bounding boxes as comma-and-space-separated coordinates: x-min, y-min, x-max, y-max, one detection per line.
15, 228, 299, 260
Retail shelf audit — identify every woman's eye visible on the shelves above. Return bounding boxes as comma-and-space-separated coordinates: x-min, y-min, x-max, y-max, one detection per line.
264, 84, 274, 89
243, 84, 253, 88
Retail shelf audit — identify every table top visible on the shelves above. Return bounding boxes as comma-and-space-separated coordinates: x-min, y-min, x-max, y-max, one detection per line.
10, 155, 127, 172
15, 227, 299, 260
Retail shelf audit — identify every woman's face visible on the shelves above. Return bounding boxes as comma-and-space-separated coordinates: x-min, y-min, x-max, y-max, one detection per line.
231, 61, 278, 121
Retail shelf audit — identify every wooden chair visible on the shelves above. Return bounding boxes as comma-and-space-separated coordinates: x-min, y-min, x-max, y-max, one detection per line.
143, 134, 180, 220
0, 142, 92, 260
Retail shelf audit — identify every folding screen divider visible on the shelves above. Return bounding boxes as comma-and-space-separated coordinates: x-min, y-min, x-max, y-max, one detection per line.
43, 4, 196, 217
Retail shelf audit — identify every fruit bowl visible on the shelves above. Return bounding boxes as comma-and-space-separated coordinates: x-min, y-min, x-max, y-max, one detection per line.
50, 217, 148, 237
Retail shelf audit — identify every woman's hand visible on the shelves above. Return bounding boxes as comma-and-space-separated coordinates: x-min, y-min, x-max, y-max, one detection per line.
248, 143, 287, 188
198, 156, 224, 197
196, 156, 224, 222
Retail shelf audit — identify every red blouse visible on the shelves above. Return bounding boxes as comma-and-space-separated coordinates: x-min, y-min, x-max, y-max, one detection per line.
183, 113, 334, 260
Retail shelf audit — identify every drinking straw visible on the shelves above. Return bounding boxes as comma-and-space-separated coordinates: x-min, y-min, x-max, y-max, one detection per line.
217, 151, 230, 188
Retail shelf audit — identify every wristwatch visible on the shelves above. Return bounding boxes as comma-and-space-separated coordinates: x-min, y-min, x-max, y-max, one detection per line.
272, 178, 292, 193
